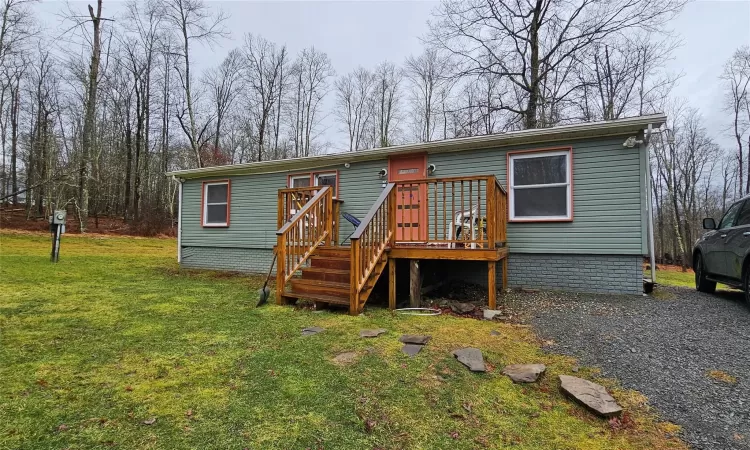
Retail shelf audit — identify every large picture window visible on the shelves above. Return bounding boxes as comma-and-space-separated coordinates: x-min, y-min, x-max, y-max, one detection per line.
508, 149, 572, 221
202, 180, 230, 227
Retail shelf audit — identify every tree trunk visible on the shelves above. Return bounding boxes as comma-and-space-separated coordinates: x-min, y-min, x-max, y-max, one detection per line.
124, 122, 133, 221
525, 0, 542, 129
79, 0, 104, 232
10, 82, 19, 204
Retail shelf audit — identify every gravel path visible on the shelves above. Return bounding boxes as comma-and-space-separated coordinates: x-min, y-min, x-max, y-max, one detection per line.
506, 286, 750, 450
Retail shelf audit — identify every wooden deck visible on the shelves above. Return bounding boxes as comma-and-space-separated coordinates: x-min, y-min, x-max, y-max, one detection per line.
274, 175, 509, 314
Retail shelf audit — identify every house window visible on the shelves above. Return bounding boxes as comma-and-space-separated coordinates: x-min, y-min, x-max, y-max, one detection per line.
202, 180, 230, 227
287, 171, 338, 197
289, 175, 311, 188
509, 149, 572, 221
315, 172, 337, 195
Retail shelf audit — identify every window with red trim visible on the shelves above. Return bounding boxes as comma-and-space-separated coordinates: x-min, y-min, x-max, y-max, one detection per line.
287, 171, 338, 197
509, 149, 572, 221
202, 181, 230, 227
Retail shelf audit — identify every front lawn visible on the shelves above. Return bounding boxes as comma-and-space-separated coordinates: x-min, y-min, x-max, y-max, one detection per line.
0, 232, 684, 449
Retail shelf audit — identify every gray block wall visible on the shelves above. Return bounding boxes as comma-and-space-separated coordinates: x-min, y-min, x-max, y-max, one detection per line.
507, 254, 642, 295
181, 246, 642, 295
181, 246, 275, 273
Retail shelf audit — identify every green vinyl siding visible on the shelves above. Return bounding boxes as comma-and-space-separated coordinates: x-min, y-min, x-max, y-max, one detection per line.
427, 137, 645, 254
181, 159, 387, 249
181, 135, 647, 255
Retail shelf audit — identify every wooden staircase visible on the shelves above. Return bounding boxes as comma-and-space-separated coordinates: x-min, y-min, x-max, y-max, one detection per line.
285, 246, 388, 313
287, 247, 352, 308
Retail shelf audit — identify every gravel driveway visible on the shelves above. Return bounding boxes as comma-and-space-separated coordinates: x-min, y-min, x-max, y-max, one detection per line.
507, 286, 750, 450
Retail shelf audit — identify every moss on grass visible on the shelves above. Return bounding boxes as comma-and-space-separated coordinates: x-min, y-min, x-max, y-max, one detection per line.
0, 232, 686, 449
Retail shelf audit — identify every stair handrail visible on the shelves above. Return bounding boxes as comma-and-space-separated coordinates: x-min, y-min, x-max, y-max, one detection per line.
275, 186, 333, 303
350, 183, 395, 312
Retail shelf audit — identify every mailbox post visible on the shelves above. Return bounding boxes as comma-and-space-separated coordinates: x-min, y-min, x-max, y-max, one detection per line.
49, 210, 66, 262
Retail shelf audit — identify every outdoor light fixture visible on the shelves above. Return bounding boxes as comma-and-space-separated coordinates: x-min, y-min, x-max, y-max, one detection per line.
428, 163, 436, 175
378, 168, 388, 179
622, 136, 643, 148
344, 163, 351, 169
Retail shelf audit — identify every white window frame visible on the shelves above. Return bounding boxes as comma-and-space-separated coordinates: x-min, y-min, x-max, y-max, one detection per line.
202, 181, 229, 227
314, 172, 338, 198
289, 174, 311, 188
508, 149, 572, 222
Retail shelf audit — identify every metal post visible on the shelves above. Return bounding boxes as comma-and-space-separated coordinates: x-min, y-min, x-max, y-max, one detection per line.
51, 224, 61, 263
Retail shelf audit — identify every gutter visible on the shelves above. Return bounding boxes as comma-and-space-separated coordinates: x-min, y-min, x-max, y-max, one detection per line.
173, 176, 183, 263
643, 124, 657, 285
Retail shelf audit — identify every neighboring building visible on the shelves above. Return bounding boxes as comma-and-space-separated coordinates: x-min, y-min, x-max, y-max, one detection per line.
167, 114, 664, 312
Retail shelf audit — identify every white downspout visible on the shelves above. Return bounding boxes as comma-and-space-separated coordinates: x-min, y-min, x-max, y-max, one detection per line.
644, 126, 656, 284
175, 176, 184, 263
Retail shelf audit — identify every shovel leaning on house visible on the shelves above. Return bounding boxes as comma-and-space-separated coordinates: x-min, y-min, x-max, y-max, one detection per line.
257, 250, 278, 307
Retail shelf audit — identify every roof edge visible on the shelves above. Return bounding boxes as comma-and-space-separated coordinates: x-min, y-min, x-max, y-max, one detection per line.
167, 113, 666, 179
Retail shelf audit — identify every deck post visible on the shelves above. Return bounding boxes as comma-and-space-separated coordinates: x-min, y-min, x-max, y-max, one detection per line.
409, 259, 421, 307
488, 260, 496, 310
501, 257, 508, 292
275, 237, 286, 305
388, 258, 397, 310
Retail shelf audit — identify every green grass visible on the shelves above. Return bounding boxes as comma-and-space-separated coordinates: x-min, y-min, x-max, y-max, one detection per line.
0, 231, 685, 449
654, 269, 695, 288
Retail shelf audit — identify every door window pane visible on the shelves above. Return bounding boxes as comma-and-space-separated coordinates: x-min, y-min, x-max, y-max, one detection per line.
513, 186, 568, 217
719, 201, 743, 229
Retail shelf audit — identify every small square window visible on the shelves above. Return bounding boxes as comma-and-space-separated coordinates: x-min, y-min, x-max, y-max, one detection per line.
202, 181, 230, 227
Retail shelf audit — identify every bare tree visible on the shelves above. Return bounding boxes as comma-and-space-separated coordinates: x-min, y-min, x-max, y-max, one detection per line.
404, 49, 453, 142
371, 61, 402, 147
202, 48, 242, 156
290, 47, 334, 157
74, 0, 105, 232
160, 0, 228, 167
428, 0, 686, 129
335, 67, 376, 151
242, 34, 287, 161
721, 46, 750, 196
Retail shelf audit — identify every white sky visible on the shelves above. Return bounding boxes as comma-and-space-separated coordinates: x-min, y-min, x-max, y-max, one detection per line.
37, 0, 750, 151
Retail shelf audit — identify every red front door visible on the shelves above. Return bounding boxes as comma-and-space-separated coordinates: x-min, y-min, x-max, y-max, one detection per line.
389, 154, 427, 242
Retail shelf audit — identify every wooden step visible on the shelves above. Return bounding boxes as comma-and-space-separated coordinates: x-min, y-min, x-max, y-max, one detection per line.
310, 256, 350, 270
312, 247, 351, 258
302, 267, 350, 283
284, 291, 350, 306
290, 279, 350, 297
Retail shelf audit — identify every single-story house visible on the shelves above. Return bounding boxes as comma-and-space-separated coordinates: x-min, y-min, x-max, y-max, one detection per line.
167, 114, 664, 314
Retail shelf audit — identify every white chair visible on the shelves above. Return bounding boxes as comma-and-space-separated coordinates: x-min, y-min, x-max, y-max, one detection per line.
448, 205, 479, 249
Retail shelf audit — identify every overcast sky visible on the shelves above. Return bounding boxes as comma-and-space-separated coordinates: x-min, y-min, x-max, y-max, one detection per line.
38, 0, 750, 151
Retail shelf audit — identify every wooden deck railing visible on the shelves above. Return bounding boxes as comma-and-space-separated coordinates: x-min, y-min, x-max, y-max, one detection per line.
277, 186, 342, 245
275, 186, 333, 303
349, 183, 395, 313
393, 175, 507, 249
277, 187, 320, 228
